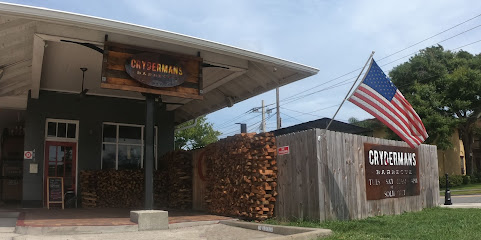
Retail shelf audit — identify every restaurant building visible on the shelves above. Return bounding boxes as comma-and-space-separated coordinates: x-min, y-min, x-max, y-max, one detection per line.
0, 3, 318, 208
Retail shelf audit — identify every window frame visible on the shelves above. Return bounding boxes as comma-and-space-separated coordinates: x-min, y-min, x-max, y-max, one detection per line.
101, 122, 158, 170
45, 118, 79, 142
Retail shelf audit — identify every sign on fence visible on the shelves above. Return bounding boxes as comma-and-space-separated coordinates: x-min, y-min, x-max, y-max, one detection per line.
364, 143, 420, 200
278, 146, 289, 155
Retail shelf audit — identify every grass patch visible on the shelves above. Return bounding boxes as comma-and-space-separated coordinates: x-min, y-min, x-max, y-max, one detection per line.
440, 182, 481, 196
265, 207, 481, 240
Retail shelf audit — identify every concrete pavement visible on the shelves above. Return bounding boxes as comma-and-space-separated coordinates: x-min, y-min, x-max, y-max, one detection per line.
439, 194, 481, 208
0, 212, 20, 240
0, 210, 331, 240
11, 224, 283, 240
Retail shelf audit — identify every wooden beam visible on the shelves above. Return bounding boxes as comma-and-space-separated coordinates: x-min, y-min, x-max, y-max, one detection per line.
250, 62, 280, 84
245, 71, 268, 90
0, 96, 27, 110
203, 70, 246, 93
35, 33, 103, 46
31, 34, 45, 99
100, 83, 203, 100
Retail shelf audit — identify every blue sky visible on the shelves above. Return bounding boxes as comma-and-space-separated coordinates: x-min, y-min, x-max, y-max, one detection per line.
5, 0, 481, 137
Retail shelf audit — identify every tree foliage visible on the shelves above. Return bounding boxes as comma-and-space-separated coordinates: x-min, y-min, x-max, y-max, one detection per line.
348, 117, 385, 130
174, 116, 221, 150
389, 45, 481, 174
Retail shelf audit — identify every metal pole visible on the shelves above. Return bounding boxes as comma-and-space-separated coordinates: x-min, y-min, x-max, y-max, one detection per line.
80, 68, 87, 92
326, 51, 375, 130
144, 94, 155, 210
276, 87, 281, 129
241, 123, 247, 133
444, 173, 452, 205
261, 100, 266, 133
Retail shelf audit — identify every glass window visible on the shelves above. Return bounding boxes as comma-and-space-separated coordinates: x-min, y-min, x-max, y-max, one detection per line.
57, 123, 67, 138
119, 126, 141, 144
103, 124, 117, 143
118, 145, 141, 170
102, 144, 116, 170
101, 123, 157, 170
46, 120, 77, 140
67, 123, 76, 139
47, 122, 57, 137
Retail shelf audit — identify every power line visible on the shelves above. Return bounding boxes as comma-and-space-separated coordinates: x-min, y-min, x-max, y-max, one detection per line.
273, 31, 481, 108
452, 39, 481, 50
378, 13, 481, 61
216, 15, 481, 131
281, 80, 356, 106
281, 107, 321, 118
216, 113, 261, 132
380, 38, 481, 68
214, 109, 253, 129
247, 112, 276, 133
280, 112, 304, 123
437, 24, 481, 44
262, 13, 481, 108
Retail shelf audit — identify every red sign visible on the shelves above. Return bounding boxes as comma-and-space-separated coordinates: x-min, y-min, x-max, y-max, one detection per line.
278, 146, 289, 155
24, 151, 33, 160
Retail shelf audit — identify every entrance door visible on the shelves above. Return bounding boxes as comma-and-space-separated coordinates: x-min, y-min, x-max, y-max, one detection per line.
44, 141, 77, 205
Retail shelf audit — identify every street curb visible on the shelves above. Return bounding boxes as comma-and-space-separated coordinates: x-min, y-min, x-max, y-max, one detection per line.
220, 220, 332, 240
15, 224, 138, 235
169, 220, 221, 229
440, 203, 481, 208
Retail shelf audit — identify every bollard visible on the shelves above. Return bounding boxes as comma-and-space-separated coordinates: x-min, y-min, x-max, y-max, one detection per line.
444, 173, 452, 205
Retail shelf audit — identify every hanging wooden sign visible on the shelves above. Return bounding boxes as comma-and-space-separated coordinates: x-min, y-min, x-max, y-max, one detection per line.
364, 143, 420, 200
125, 52, 188, 88
101, 41, 203, 100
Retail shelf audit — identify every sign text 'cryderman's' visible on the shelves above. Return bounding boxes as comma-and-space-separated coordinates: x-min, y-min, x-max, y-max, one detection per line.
368, 150, 416, 166
124, 52, 189, 88
129, 59, 184, 76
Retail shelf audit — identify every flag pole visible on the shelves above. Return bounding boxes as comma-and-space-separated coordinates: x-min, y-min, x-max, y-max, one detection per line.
326, 51, 375, 130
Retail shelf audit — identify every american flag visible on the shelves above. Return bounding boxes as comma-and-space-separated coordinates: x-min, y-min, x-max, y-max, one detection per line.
348, 59, 428, 148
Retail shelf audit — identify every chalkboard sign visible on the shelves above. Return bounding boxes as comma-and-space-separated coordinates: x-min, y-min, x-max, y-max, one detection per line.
47, 177, 64, 209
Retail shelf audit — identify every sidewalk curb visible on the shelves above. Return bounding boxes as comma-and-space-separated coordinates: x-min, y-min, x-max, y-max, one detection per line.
15, 224, 138, 235
440, 203, 481, 209
220, 220, 332, 240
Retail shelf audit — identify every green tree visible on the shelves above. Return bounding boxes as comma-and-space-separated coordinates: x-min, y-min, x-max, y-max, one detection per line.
348, 117, 385, 130
389, 45, 481, 175
174, 116, 221, 150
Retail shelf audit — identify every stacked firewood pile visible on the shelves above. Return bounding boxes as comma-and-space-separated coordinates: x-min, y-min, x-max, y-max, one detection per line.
79, 150, 192, 209
80, 170, 150, 208
96, 170, 145, 208
154, 170, 168, 207
204, 132, 277, 220
79, 171, 98, 208
165, 151, 192, 209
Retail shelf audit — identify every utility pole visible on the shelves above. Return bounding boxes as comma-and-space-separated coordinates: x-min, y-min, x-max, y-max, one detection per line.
276, 87, 281, 129
261, 100, 266, 133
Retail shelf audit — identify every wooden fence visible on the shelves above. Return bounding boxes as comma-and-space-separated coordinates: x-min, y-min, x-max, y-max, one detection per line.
275, 129, 439, 221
